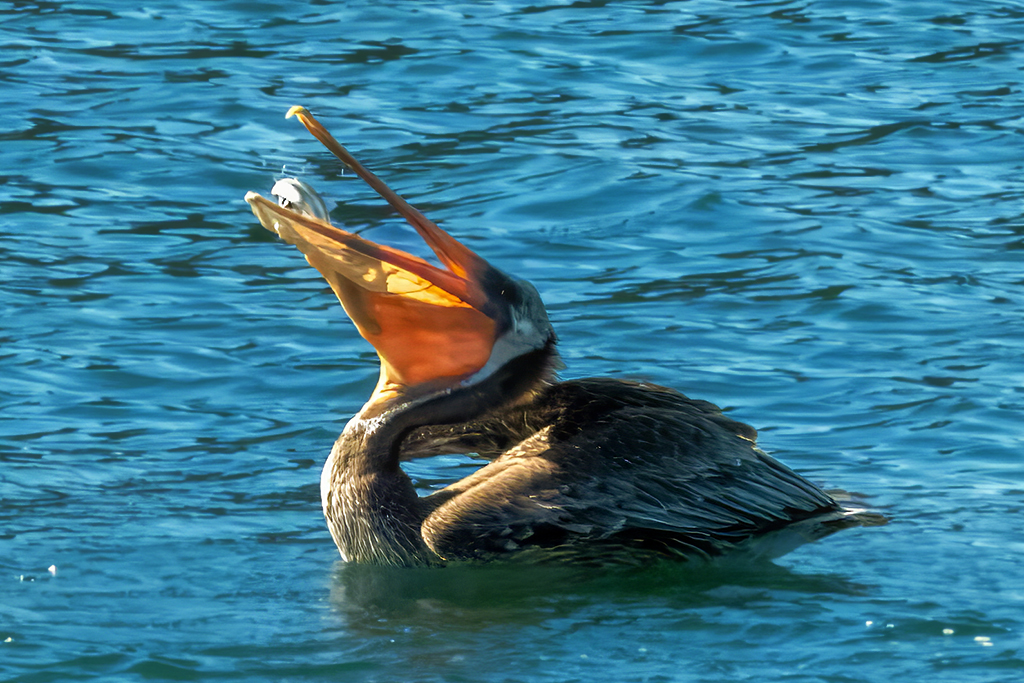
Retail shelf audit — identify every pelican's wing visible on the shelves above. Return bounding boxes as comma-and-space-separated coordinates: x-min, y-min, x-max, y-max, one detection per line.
421, 379, 850, 561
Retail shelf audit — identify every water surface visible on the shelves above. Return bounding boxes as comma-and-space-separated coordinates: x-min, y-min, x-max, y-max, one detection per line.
2, 1, 1023, 681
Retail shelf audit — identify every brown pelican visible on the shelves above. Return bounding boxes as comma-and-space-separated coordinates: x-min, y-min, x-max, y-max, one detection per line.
244, 106, 881, 567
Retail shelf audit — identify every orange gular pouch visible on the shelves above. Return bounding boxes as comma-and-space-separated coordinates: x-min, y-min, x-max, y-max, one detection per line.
245, 195, 499, 401
310, 246, 498, 390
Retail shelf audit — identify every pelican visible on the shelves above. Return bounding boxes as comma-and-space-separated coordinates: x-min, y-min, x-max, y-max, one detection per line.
244, 106, 881, 566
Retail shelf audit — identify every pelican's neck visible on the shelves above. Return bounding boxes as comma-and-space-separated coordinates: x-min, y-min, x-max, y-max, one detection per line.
321, 414, 439, 566
320, 337, 559, 566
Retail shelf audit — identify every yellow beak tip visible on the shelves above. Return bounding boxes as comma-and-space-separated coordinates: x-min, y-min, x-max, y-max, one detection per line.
285, 105, 309, 120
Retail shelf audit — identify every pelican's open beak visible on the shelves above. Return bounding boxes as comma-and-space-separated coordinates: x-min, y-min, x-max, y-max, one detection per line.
245, 107, 523, 406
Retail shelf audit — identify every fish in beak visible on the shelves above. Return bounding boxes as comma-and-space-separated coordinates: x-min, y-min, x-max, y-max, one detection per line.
245, 107, 553, 410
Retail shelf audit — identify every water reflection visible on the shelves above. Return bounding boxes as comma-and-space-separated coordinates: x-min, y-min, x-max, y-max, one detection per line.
329, 554, 870, 627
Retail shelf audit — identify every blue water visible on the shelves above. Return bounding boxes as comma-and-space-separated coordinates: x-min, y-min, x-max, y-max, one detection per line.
2, 1, 1022, 681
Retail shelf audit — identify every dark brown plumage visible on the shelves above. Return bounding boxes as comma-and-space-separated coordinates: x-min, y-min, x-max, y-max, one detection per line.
319, 367, 867, 566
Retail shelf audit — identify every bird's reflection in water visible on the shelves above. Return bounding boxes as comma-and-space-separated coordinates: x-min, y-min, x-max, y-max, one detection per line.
328, 552, 872, 630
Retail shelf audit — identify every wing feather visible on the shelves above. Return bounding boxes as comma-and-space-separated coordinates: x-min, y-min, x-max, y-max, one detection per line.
419, 379, 842, 561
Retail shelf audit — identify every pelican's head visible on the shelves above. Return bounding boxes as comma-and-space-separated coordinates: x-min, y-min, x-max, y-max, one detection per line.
246, 107, 557, 415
